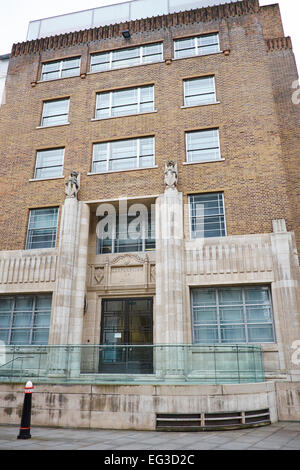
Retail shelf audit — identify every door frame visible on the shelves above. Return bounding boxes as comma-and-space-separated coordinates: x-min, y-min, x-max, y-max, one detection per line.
99, 296, 154, 374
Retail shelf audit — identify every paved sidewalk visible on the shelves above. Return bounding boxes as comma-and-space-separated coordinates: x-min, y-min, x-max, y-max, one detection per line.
0, 421, 299, 450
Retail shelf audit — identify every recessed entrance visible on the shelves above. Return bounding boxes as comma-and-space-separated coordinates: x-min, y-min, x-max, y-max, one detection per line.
99, 298, 153, 374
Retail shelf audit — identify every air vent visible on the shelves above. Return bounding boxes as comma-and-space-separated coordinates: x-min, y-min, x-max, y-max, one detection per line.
156, 409, 270, 431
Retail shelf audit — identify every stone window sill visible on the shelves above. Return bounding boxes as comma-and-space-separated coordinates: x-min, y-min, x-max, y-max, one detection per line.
86, 60, 165, 76
29, 176, 65, 182
91, 110, 157, 122
181, 102, 220, 109
183, 158, 225, 165
87, 166, 158, 176
173, 51, 223, 61
36, 123, 70, 129
36, 76, 80, 84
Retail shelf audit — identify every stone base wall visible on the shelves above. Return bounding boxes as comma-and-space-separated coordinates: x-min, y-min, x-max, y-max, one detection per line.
276, 382, 300, 421
0, 382, 280, 431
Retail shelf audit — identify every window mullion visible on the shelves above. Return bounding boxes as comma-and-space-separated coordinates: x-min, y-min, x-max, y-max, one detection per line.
34, 152, 39, 178
185, 132, 189, 162
109, 51, 113, 70
191, 291, 195, 343
59, 60, 63, 79
242, 288, 248, 343
106, 143, 110, 172
41, 104, 47, 124
137, 138, 140, 168
269, 287, 276, 342
30, 296, 36, 345
195, 37, 198, 56
188, 195, 193, 240
25, 210, 33, 249
8, 297, 15, 345
218, 194, 222, 237
140, 46, 143, 64
109, 92, 113, 117
95, 94, 99, 116
137, 87, 141, 113
216, 289, 221, 344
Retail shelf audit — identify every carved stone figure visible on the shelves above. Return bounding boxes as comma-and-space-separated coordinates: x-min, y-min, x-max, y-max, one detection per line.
164, 160, 178, 190
65, 171, 80, 198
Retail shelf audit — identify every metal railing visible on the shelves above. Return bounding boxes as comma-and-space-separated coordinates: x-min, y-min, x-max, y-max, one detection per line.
0, 344, 265, 385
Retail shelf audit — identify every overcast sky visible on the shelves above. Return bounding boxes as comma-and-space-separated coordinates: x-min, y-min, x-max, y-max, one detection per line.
0, 0, 299, 69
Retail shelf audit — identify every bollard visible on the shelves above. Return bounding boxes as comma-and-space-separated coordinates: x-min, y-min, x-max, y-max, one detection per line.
17, 381, 34, 439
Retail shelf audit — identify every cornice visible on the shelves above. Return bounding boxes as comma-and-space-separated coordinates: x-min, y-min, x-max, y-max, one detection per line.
266, 36, 293, 52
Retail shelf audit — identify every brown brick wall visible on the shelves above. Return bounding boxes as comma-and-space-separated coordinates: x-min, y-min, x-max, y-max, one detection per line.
266, 45, 300, 253
0, 1, 297, 252
260, 4, 284, 40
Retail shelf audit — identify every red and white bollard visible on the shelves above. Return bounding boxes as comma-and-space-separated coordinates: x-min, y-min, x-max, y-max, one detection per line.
17, 381, 34, 440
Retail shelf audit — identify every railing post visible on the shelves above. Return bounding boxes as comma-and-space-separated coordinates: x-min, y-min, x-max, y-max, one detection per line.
237, 346, 240, 383
214, 346, 217, 384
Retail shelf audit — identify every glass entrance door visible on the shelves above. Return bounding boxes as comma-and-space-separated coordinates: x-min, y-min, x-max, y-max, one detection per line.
99, 298, 153, 374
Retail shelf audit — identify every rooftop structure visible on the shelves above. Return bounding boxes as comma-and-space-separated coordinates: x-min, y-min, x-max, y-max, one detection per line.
27, 0, 233, 40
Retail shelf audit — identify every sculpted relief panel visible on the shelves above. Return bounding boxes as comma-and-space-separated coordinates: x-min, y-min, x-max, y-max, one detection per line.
89, 253, 155, 292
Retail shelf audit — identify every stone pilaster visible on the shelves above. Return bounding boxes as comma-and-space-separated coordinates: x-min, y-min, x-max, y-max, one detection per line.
271, 219, 300, 381
155, 187, 185, 344
49, 196, 90, 346
68, 202, 90, 344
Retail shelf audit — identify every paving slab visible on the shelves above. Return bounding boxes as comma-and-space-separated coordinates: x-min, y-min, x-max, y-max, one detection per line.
0, 422, 299, 450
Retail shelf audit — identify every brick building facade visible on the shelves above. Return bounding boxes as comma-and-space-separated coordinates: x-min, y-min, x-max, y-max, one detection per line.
0, 0, 300, 430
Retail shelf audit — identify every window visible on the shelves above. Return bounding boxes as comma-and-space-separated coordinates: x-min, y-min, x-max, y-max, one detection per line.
34, 148, 64, 179
95, 85, 154, 119
174, 33, 220, 59
92, 137, 155, 173
191, 286, 275, 344
25, 207, 59, 250
41, 98, 70, 127
184, 76, 216, 106
0, 294, 52, 345
90, 43, 163, 72
97, 212, 155, 254
186, 129, 220, 163
41, 57, 80, 81
189, 193, 226, 239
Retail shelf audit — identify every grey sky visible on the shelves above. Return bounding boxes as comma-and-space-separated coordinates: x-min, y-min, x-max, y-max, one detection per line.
0, 0, 299, 70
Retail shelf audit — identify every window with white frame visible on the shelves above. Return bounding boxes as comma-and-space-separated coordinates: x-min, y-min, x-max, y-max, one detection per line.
25, 207, 59, 250
184, 76, 216, 107
34, 148, 64, 179
41, 57, 80, 81
174, 33, 220, 59
186, 129, 220, 163
90, 43, 163, 72
189, 193, 226, 239
95, 85, 154, 119
191, 286, 275, 344
0, 294, 52, 345
92, 137, 155, 173
41, 98, 70, 127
